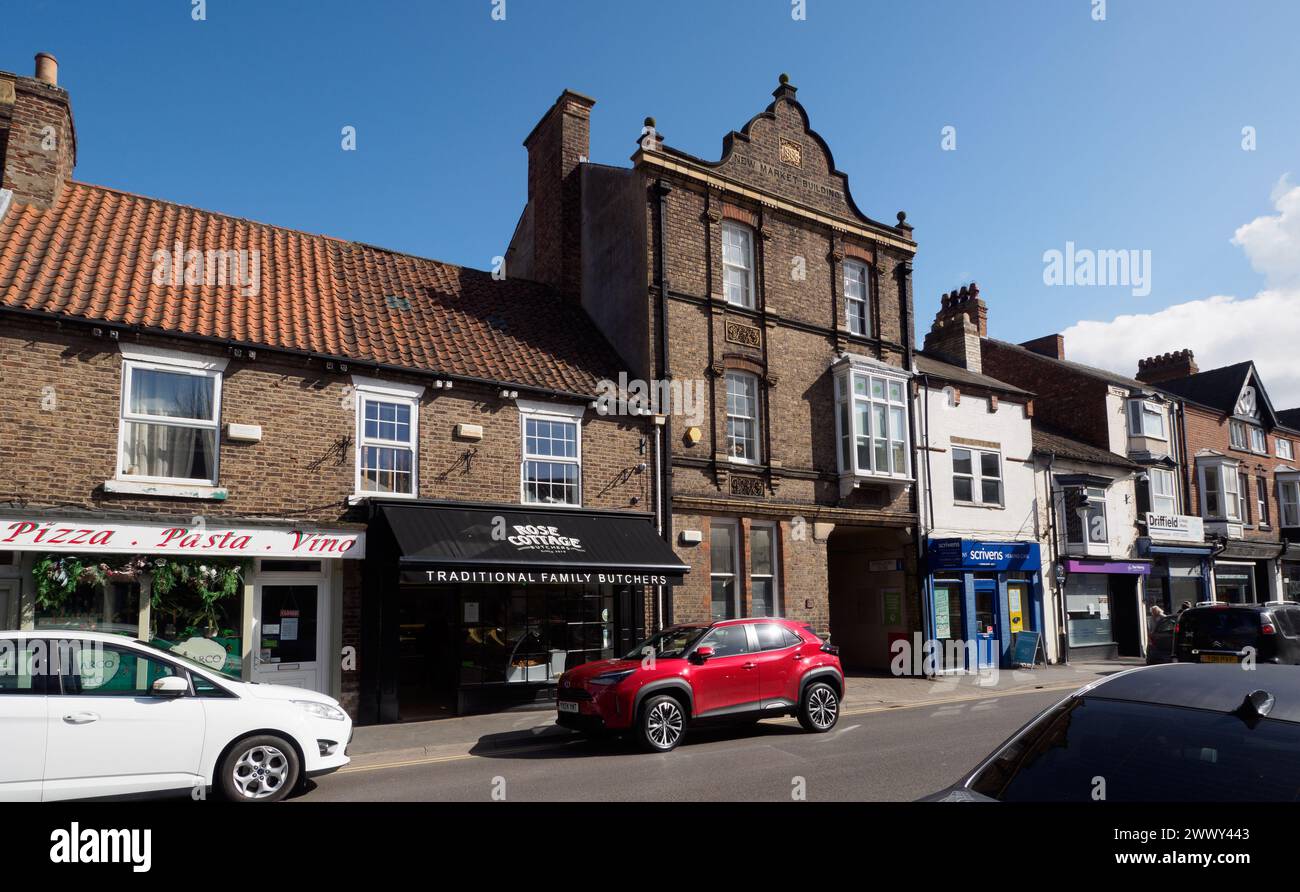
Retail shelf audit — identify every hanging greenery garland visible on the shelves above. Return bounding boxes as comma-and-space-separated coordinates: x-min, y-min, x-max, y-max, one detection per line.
33, 553, 244, 630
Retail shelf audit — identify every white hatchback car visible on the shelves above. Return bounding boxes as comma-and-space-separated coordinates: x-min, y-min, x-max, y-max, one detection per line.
0, 630, 351, 802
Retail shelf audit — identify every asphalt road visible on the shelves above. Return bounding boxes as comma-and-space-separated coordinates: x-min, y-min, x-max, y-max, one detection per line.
295, 689, 1063, 802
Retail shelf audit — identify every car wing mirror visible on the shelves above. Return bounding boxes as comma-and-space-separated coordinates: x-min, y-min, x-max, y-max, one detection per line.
691, 646, 714, 663
151, 676, 190, 697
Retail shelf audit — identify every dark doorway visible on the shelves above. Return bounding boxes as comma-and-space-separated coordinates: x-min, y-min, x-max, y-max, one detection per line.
1111, 576, 1142, 658
396, 584, 461, 721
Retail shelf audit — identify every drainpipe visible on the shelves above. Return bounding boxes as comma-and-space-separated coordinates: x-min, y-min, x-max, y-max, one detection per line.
913, 371, 937, 676
901, 261, 931, 674
1043, 452, 1070, 665
652, 178, 674, 628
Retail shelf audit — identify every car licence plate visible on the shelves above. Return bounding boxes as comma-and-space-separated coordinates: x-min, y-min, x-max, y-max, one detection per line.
1201, 654, 1239, 664
558, 701, 580, 714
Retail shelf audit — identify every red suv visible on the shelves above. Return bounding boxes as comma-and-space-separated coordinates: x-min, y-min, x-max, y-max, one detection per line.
556, 618, 844, 752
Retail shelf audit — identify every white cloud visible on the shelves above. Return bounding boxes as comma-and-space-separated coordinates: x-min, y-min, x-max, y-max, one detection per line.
1063, 176, 1300, 408
1231, 174, 1300, 288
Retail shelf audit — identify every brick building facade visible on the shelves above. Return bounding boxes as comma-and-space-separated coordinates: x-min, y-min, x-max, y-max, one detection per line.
0, 53, 680, 724
508, 76, 924, 670
1136, 351, 1300, 603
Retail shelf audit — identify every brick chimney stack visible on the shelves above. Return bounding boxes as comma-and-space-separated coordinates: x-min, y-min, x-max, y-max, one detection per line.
1136, 349, 1198, 384
923, 283, 987, 373
0, 52, 77, 210
1020, 334, 1066, 360
512, 89, 594, 299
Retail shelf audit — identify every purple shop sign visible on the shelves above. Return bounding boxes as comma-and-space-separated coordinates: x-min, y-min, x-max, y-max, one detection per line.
1066, 559, 1151, 576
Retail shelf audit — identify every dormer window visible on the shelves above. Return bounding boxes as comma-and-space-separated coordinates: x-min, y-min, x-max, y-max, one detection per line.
1126, 399, 1166, 439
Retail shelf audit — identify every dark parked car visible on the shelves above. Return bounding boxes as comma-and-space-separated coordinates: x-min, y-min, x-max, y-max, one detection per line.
1146, 614, 1176, 664
1174, 602, 1300, 665
925, 663, 1300, 801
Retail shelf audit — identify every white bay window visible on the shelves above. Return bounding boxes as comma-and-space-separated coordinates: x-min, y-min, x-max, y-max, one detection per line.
833, 357, 911, 493
1279, 475, 1300, 528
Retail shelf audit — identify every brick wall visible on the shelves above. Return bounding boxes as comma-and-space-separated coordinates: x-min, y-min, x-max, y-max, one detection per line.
1182, 403, 1282, 541
0, 73, 75, 209
981, 339, 1113, 449
0, 318, 651, 519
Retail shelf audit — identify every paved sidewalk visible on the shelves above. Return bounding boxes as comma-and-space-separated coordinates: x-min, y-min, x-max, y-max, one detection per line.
340, 658, 1142, 773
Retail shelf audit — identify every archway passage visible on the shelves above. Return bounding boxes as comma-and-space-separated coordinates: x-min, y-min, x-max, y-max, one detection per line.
826, 525, 917, 672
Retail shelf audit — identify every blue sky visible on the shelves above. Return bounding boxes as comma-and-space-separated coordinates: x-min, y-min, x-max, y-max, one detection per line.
6, 0, 1300, 395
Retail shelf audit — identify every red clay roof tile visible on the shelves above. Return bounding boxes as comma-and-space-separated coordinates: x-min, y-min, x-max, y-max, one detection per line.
0, 181, 626, 396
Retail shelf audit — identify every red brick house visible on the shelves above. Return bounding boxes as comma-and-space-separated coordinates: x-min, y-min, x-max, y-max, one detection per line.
506, 77, 924, 670
0, 53, 686, 723
1135, 351, 1300, 603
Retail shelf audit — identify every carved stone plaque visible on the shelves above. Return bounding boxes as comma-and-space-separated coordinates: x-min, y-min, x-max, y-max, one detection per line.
730, 476, 765, 497
725, 320, 762, 348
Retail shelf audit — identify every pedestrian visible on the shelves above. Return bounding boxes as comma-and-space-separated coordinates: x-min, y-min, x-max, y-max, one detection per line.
1178, 600, 1192, 614
1149, 603, 1165, 619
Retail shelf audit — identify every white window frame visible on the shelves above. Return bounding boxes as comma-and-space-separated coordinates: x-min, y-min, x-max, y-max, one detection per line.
833, 366, 911, 480
116, 345, 226, 486
951, 447, 1003, 507
843, 260, 871, 337
1062, 485, 1109, 549
1127, 399, 1166, 440
1199, 459, 1240, 521
1257, 476, 1270, 527
1250, 426, 1268, 455
1277, 438, 1294, 460
352, 375, 424, 500
721, 221, 756, 309
710, 519, 741, 620
518, 399, 584, 507
1148, 467, 1177, 515
1278, 476, 1300, 528
749, 521, 781, 617
725, 371, 762, 465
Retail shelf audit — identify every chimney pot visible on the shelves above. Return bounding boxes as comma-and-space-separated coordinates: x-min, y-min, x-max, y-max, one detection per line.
1135, 348, 1198, 384
34, 52, 58, 86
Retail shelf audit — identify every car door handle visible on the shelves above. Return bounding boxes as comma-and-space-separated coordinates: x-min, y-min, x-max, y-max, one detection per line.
742, 662, 757, 670
62, 712, 100, 725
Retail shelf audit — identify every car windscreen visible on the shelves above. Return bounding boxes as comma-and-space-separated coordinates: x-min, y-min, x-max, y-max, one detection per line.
967, 697, 1300, 802
1179, 610, 1260, 650
622, 627, 707, 661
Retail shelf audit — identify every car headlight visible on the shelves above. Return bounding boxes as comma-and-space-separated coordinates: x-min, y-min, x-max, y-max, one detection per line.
589, 669, 636, 686
294, 700, 347, 721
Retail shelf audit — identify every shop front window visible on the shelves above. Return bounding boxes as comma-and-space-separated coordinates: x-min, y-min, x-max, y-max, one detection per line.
458, 585, 614, 686
35, 577, 141, 638
1065, 574, 1113, 646
933, 579, 965, 671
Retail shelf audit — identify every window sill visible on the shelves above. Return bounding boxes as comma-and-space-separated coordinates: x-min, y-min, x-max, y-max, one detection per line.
348, 492, 417, 506
953, 500, 1005, 510
104, 479, 228, 500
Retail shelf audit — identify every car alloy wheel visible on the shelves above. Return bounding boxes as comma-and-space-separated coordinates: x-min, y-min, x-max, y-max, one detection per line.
231, 744, 290, 800
646, 699, 684, 749
807, 685, 838, 730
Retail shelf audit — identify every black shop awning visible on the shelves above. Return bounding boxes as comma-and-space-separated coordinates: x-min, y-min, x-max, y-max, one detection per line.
376, 502, 688, 586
